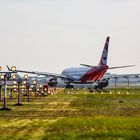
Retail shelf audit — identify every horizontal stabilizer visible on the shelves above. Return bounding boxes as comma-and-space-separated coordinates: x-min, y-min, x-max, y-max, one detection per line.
109, 65, 135, 69
80, 64, 94, 68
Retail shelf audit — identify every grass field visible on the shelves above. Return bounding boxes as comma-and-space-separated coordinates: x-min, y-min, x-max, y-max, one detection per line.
0, 89, 140, 140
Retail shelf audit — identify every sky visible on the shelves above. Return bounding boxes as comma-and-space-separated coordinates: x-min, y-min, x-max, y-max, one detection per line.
0, 0, 140, 74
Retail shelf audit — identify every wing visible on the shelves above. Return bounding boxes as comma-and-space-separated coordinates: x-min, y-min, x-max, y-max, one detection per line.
6, 65, 69, 79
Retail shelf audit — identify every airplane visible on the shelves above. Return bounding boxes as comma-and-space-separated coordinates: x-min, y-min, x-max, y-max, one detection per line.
6, 36, 136, 89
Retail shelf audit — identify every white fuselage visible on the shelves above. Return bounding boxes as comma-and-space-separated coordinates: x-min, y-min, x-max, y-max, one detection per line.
61, 67, 92, 80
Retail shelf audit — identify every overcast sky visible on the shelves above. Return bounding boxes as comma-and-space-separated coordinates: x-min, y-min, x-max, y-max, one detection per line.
0, 0, 140, 74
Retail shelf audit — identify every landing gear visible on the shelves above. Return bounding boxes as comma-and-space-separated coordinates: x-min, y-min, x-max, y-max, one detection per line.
92, 79, 109, 92
94, 85, 109, 92
88, 86, 109, 93
88, 87, 95, 93
88, 79, 109, 93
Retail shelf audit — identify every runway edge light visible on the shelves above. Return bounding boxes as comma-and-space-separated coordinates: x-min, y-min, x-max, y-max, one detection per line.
0, 66, 2, 71
11, 66, 16, 71
24, 74, 28, 79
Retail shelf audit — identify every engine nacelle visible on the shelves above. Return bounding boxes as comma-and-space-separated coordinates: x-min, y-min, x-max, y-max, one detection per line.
48, 78, 58, 87
95, 79, 109, 89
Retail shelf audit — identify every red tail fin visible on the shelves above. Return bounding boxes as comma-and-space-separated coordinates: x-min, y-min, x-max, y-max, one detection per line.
98, 37, 110, 65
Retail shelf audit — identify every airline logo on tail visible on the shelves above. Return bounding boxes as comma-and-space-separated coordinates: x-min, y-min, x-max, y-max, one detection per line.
99, 37, 110, 65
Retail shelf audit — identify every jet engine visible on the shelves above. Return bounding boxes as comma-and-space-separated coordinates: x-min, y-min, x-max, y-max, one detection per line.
95, 79, 109, 89
48, 78, 58, 87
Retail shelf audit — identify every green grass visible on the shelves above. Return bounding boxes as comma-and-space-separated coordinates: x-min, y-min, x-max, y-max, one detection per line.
0, 117, 140, 140
0, 89, 140, 139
